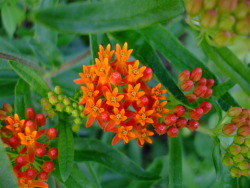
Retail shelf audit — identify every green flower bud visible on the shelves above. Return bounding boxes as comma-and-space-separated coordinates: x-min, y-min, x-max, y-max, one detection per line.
58, 95, 64, 102
244, 138, 250, 148
74, 118, 82, 124
43, 102, 52, 111
80, 113, 85, 119
63, 98, 71, 106
235, 16, 250, 35
54, 86, 62, 95
49, 95, 58, 105
219, 15, 235, 30
55, 103, 64, 112
240, 146, 249, 154
234, 2, 250, 19
234, 136, 245, 145
72, 110, 79, 117
233, 154, 244, 163
230, 167, 242, 177
200, 9, 217, 29
185, 0, 203, 17
48, 91, 54, 98
246, 151, 250, 159
65, 106, 73, 114
204, 0, 217, 10
238, 161, 250, 170
78, 105, 84, 111
72, 124, 80, 133
219, 0, 238, 13
72, 103, 78, 109
214, 30, 233, 46
222, 156, 234, 166
242, 169, 250, 176
47, 110, 56, 119
229, 145, 241, 155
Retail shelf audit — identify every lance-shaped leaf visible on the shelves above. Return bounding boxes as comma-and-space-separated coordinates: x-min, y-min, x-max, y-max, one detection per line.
74, 138, 160, 180
34, 0, 183, 34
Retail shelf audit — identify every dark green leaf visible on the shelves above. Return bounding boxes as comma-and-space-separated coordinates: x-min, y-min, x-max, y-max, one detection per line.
213, 80, 236, 99
168, 136, 182, 188
34, 0, 183, 34
111, 30, 191, 107
58, 120, 74, 182
0, 140, 18, 188
14, 79, 31, 119
201, 41, 250, 96
1, 5, 17, 37
212, 137, 223, 181
8, 60, 50, 97
74, 138, 160, 180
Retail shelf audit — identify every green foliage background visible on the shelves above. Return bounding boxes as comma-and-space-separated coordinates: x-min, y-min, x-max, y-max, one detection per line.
0, 0, 250, 187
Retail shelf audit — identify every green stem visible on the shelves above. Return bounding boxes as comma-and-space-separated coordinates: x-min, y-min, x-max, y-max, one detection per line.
86, 162, 102, 188
197, 126, 214, 136
213, 114, 228, 135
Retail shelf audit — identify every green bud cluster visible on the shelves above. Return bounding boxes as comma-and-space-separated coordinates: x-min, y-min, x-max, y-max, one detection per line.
41, 86, 85, 132
185, 0, 250, 46
222, 137, 250, 177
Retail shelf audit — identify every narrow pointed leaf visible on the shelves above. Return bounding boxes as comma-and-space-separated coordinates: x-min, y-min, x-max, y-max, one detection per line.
0, 139, 19, 188
212, 137, 223, 181
74, 138, 160, 180
58, 120, 74, 182
34, 0, 183, 34
8, 61, 50, 97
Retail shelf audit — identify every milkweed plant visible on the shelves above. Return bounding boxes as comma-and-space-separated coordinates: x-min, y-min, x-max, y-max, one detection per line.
0, 0, 250, 187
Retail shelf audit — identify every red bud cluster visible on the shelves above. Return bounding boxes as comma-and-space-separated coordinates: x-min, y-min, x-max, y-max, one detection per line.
0, 103, 13, 120
0, 106, 58, 187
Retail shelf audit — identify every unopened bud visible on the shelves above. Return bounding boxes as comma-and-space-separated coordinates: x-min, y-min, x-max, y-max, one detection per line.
65, 106, 73, 114
0, 110, 6, 120
223, 123, 236, 135
110, 72, 122, 85
46, 110, 55, 119
234, 136, 245, 145
74, 118, 82, 125
229, 145, 241, 155
240, 146, 248, 154
228, 107, 243, 117
219, 15, 236, 30
234, 2, 250, 19
242, 170, 250, 176
181, 80, 194, 91
232, 116, 246, 127
186, 93, 197, 103
235, 16, 250, 35
222, 156, 234, 166
142, 68, 153, 82
136, 96, 149, 107
219, 0, 238, 13
167, 126, 179, 137
72, 124, 80, 132
194, 85, 207, 97
54, 86, 62, 95
214, 30, 233, 47
230, 167, 242, 177
185, 0, 203, 16
178, 70, 190, 82
63, 98, 70, 106
204, 0, 218, 9
189, 107, 204, 120
199, 102, 212, 114
203, 88, 213, 99
241, 109, 250, 118
2, 104, 13, 114
154, 123, 167, 135
58, 95, 64, 102
238, 125, 250, 137
201, 9, 217, 29
187, 119, 199, 130
244, 138, 250, 148
173, 105, 186, 117
176, 117, 188, 128
55, 103, 64, 112
163, 114, 177, 125
233, 154, 244, 163
49, 95, 58, 105
190, 68, 202, 82
206, 79, 215, 88
197, 78, 207, 86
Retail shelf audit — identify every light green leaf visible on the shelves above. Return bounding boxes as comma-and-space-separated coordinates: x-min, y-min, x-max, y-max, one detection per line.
8, 60, 50, 97
58, 120, 74, 182
74, 138, 160, 180
0, 139, 18, 188
212, 137, 223, 182
212, 80, 236, 99
14, 79, 31, 119
1, 4, 17, 37
34, 0, 183, 34
168, 136, 182, 188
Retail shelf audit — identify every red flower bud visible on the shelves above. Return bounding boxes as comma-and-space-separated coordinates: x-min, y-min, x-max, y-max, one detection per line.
136, 96, 149, 107
199, 102, 212, 114
142, 68, 153, 82
35, 146, 47, 157
223, 123, 237, 135
200, 9, 218, 29
154, 123, 167, 135
47, 127, 58, 140
25, 107, 36, 120
176, 117, 188, 129
2, 104, 13, 114
190, 68, 202, 82
189, 107, 204, 120
173, 105, 186, 117
38, 171, 49, 181
180, 80, 194, 91
203, 88, 213, 99
26, 168, 38, 180
48, 148, 58, 159
206, 79, 215, 88
194, 85, 207, 97
163, 114, 177, 125
240, 109, 250, 118
110, 72, 122, 85
167, 126, 179, 137
186, 94, 197, 103
238, 125, 250, 137
228, 107, 243, 117
36, 114, 46, 126
16, 155, 29, 168
0, 110, 6, 120
187, 120, 199, 130
100, 111, 110, 123
25, 120, 37, 132
42, 161, 54, 173
197, 78, 207, 86
8, 135, 21, 150
178, 70, 190, 82
232, 116, 246, 127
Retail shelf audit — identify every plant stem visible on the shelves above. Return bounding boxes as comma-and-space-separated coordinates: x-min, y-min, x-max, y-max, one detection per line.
86, 162, 102, 188
197, 126, 214, 136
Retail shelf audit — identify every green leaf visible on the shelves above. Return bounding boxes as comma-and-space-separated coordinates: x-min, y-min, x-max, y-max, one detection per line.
212, 137, 223, 182
168, 136, 182, 188
34, 0, 183, 34
14, 79, 31, 119
0, 139, 18, 188
74, 138, 160, 180
52, 162, 94, 188
58, 120, 74, 182
1, 4, 17, 37
212, 80, 236, 99
8, 60, 50, 97
201, 41, 250, 96
111, 30, 191, 107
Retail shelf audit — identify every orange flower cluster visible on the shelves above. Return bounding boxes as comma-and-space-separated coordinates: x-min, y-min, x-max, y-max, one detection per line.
74, 43, 170, 146
0, 106, 58, 188
222, 107, 250, 177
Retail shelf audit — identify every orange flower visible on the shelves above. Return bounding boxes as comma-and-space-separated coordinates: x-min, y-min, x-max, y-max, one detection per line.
127, 83, 145, 101
18, 127, 45, 162
5, 114, 25, 133
105, 108, 127, 131
111, 42, 133, 75
105, 87, 124, 108
136, 128, 154, 147
152, 100, 170, 117
79, 83, 99, 104
112, 126, 136, 145
19, 178, 48, 188
135, 107, 154, 126
74, 65, 96, 85
84, 99, 104, 128
98, 44, 114, 61
94, 58, 110, 77
127, 60, 146, 83
151, 83, 167, 100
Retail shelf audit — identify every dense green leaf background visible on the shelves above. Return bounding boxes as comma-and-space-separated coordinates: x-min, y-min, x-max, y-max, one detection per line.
0, 0, 249, 187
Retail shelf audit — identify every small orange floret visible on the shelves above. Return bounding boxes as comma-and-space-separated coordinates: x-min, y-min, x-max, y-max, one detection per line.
80, 83, 99, 104
136, 128, 154, 147
112, 125, 136, 145
94, 58, 110, 77
152, 100, 170, 117
74, 66, 96, 85
135, 107, 154, 126
151, 83, 167, 100
105, 87, 124, 108
127, 60, 146, 83
127, 83, 145, 101
98, 44, 114, 61
5, 114, 25, 133
18, 178, 48, 188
